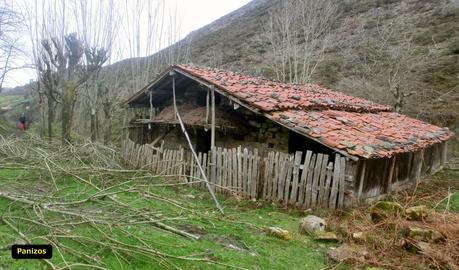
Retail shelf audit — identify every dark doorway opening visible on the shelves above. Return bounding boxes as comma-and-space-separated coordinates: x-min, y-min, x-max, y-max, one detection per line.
196, 129, 211, 153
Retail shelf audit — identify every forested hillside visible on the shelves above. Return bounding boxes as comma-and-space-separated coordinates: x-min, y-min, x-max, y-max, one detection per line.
12, 0, 459, 139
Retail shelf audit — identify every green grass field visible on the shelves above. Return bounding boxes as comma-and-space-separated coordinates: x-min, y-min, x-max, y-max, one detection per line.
0, 135, 457, 270
0, 137, 334, 270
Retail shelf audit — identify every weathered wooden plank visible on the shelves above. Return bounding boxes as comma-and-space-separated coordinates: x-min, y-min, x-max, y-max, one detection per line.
277, 154, 288, 202
179, 148, 184, 182
211, 147, 217, 192
170, 150, 176, 175
227, 149, 232, 194
329, 154, 341, 209
266, 153, 273, 199
266, 153, 274, 200
188, 152, 194, 185
262, 155, 270, 198
224, 149, 229, 194
289, 151, 303, 205
386, 156, 396, 193
283, 154, 294, 205
271, 152, 283, 200
441, 141, 447, 166
176, 149, 181, 176
252, 148, 259, 199
323, 162, 334, 207
415, 149, 424, 181
202, 153, 208, 188
196, 152, 202, 187
169, 149, 175, 175
220, 149, 225, 193
242, 148, 249, 197
168, 149, 174, 175
163, 149, 167, 175
338, 157, 346, 208
298, 151, 312, 207
136, 143, 141, 167
304, 153, 316, 208
216, 147, 222, 193
237, 147, 242, 196
246, 150, 251, 197
163, 148, 169, 174
310, 153, 324, 208
317, 154, 329, 208
232, 148, 238, 195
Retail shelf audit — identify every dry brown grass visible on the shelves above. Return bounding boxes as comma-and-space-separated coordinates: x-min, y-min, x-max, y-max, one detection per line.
327, 174, 459, 270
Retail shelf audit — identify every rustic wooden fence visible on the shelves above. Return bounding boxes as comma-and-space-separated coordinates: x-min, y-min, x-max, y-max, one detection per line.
122, 140, 347, 209
123, 139, 185, 178
188, 147, 260, 199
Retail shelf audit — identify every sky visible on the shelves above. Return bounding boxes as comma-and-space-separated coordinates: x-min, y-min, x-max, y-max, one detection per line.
3, 0, 252, 88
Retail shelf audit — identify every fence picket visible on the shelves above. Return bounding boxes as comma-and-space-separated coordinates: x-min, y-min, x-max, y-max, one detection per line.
317, 154, 329, 208
247, 150, 253, 197
338, 157, 346, 208
298, 151, 312, 207
311, 154, 324, 208
252, 149, 259, 199
289, 151, 302, 205
283, 154, 294, 205
232, 148, 238, 195
329, 154, 341, 209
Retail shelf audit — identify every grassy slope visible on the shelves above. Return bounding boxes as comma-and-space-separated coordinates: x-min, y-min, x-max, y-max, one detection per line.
0, 167, 332, 270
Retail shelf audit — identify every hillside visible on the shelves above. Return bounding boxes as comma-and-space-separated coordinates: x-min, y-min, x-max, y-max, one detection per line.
105, 0, 458, 128
13, 0, 459, 137
183, 0, 458, 127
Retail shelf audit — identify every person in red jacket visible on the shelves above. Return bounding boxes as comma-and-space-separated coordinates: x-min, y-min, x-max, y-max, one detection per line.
18, 113, 27, 130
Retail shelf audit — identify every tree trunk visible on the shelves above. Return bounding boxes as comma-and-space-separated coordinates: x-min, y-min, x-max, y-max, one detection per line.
103, 101, 111, 145
90, 109, 96, 142
61, 81, 74, 144
46, 92, 54, 142
38, 89, 46, 138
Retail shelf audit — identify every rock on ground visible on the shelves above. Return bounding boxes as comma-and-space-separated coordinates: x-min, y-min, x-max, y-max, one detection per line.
370, 201, 402, 222
299, 215, 326, 235
404, 205, 429, 220
328, 244, 368, 262
265, 227, 293, 241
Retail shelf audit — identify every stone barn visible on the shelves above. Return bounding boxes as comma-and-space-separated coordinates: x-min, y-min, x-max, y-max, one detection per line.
123, 65, 453, 207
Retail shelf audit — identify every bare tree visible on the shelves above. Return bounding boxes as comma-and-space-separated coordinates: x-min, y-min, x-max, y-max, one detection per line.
0, 1, 23, 92
337, 14, 426, 114
76, 0, 115, 142
266, 0, 338, 84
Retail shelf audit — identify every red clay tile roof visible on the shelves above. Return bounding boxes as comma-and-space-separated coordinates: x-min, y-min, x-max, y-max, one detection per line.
128, 65, 453, 159
271, 110, 452, 158
176, 65, 392, 113
173, 65, 453, 158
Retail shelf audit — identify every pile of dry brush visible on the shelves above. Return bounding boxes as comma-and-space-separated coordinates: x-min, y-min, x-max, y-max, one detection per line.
327, 179, 459, 270
0, 134, 245, 270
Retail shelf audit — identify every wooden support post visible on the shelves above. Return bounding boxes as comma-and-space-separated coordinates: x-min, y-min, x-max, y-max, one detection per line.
211, 86, 215, 148
170, 70, 177, 120
205, 88, 210, 128
176, 110, 224, 214
357, 161, 366, 200
441, 141, 447, 166
415, 150, 424, 182
149, 90, 153, 120
170, 71, 223, 214
386, 156, 396, 194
